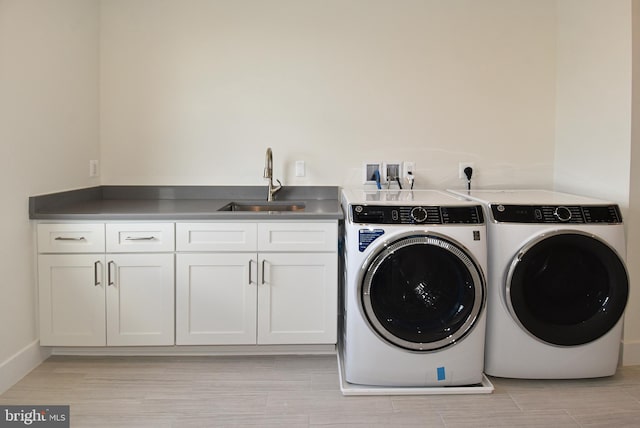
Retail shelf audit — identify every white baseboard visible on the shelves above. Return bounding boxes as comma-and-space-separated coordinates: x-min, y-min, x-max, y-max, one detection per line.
50, 344, 336, 356
0, 341, 50, 394
622, 340, 640, 366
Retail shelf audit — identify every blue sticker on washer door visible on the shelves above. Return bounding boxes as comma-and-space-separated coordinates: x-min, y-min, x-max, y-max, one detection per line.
359, 229, 385, 252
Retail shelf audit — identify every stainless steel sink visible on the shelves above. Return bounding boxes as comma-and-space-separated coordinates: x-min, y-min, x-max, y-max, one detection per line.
218, 201, 306, 212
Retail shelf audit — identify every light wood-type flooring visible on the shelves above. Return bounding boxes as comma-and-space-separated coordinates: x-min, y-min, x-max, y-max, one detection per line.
2, 355, 640, 427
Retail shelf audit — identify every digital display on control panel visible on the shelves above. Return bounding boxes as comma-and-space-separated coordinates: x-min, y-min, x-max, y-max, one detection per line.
491, 204, 622, 224
441, 207, 484, 224
351, 205, 483, 225
583, 206, 622, 223
491, 205, 537, 223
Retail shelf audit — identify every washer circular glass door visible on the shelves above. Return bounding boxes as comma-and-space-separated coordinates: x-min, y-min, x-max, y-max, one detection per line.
507, 231, 629, 346
360, 233, 485, 352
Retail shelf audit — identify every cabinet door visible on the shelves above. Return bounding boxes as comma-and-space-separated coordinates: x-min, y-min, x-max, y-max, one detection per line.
105, 254, 175, 346
38, 254, 106, 346
176, 253, 257, 345
257, 253, 337, 345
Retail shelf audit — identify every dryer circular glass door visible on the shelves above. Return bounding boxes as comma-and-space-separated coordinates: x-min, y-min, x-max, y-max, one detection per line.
360, 233, 485, 352
506, 231, 629, 346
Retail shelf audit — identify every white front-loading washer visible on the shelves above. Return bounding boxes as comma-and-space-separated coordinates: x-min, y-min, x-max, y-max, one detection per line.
340, 189, 488, 387
448, 189, 629, 379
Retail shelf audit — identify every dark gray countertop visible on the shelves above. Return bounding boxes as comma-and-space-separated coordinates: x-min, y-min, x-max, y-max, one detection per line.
29, 186, 344, 220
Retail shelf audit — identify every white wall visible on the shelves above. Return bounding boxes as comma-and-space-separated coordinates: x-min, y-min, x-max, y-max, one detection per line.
554, 0, 638, 363
554, 0, 632, 204
626, 0, 640, 365
100, 0, 557, 190
0, 0, 99, 392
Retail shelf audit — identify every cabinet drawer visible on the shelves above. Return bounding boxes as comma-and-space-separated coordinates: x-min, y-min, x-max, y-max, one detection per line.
106, 223, 175, 252
37, 223, 105, 253
258, 222, 337, 252
176, 223, 258, 252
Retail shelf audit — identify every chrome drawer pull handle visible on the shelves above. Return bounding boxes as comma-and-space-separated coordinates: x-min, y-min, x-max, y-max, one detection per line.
107, 261, 115, 286
55, 236, 86, 241
94, 261, 101, 286
125, 236, 156, 241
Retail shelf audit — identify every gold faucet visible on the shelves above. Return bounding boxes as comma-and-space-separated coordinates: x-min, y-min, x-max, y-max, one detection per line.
264, 147, 282, 201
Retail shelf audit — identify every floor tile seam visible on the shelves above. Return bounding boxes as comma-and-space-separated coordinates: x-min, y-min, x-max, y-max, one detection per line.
563, 409, 583, 427
262, 400, 397, 418
564, 407, 640, 422
438, 409, 585, 428
506, 390, 640, 412
139, 392, 270, 406
506, 391, 525, 411
622, 384, 640, 406
438, 411, 447, 427
68, 408, 270, 419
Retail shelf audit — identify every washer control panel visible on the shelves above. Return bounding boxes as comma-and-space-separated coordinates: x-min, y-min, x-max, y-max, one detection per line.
351, 204, 484, 225
491, 204, 623, 224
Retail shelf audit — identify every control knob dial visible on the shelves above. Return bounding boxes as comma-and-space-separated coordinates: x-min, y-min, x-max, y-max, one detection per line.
410, 206, 428, 223
554, 206, 572, 222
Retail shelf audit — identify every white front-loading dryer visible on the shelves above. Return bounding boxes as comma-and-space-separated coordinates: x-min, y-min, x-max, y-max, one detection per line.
340, 189, 488, 386
448, 189, 629, 379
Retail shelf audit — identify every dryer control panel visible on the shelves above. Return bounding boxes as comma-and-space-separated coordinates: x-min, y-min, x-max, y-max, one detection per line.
350, 205, 484, 225
491, 204, 623, 224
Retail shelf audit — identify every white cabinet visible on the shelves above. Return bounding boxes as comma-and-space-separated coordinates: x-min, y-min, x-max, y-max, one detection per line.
37, 220, 338, 349
176, 222, 257, 252
37, 223, 175, 347
257, 252, 337, 344
176, 253, 257, 345
37, 223, 105, 253
257, 222, 337, 252
176, 221, 338, 346
38, 254, 107, 346
106, 223, 175, 253
105, 253, 174, 346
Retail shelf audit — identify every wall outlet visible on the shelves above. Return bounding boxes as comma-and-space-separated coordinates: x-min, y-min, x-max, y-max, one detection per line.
89, 160, 99, 177
295, 160, 305, 177
363, 162, 382, 184
458, 162, 474, 179
403, 161, 415, 178
403, 161, 415, 186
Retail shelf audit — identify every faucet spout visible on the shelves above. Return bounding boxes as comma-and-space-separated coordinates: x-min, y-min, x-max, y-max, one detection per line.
264, 147, 282, 201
